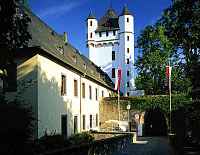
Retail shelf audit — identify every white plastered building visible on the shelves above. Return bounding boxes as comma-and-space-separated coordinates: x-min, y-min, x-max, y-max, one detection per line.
7, 7, 115, 139
87, 6, 135, 96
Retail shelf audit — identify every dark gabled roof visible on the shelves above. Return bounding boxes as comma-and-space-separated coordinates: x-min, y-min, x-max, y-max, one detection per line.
21, 7, 115, 90
95, 8, 119, 32
120, 5, 132, 16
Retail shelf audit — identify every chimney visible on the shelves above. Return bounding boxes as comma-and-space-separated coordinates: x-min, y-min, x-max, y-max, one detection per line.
64, 32, 68, 44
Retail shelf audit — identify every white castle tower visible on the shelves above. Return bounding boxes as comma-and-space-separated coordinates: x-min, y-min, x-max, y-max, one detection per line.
86, 6, 135, 96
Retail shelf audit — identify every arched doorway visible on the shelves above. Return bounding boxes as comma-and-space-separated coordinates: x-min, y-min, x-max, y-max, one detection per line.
144, 108, 167, 136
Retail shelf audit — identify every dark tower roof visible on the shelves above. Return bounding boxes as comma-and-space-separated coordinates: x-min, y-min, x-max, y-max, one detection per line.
96, 8, 119, 32
105, 8, 118, 18
87, 10, 96, 19
120, 5, 132, 16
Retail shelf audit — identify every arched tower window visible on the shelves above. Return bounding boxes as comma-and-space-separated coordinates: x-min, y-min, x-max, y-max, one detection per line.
127, 35, 130, 41
112, 51, 115, 60
90, 21, 92, 26
127, 17, 129, 23
90, 33, 93, 38
112, 68, 115, 78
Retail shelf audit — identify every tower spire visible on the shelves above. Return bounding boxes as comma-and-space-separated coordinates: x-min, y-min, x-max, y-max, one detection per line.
109, 0, 113, 9
87, 9, 96, 19
120, 4, 132, 16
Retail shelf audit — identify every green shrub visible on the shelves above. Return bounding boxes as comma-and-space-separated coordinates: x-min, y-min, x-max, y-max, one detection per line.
68, 132, 94, 145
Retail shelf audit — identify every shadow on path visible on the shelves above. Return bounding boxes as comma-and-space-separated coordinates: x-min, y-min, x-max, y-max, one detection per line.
116, 137, 174, 155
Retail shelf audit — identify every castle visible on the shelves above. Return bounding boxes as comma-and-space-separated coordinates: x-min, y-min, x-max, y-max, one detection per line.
86, 6, 135, 96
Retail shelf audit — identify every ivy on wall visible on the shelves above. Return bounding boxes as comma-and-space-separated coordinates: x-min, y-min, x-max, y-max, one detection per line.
103, 94, 192, 115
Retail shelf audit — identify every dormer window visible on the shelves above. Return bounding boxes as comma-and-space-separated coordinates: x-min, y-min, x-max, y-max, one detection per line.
73, 55, 77, 63
57, 46, 64, 55
90, 21, 92, 26
83, 63, 87, 70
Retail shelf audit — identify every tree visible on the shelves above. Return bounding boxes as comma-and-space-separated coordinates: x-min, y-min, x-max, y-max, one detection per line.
0, 100, 34, 154
159, 0, 200, 98
135, 25, 190, 95
0, 0, 31, 90
158, 0, 200, 145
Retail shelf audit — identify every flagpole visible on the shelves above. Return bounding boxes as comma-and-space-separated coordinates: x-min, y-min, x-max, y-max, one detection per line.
118, 88, 120, 121
169, 60, 172, 134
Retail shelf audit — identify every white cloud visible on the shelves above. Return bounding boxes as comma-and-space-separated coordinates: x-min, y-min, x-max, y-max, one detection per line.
39, 1, 86, 18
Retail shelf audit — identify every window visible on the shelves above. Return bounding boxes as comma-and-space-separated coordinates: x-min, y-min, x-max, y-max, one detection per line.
82, 115, 86, 130
102, 90, 104, 97
127, 82, 130, 87
74, 80, 78, 97
127, 92, 130, 96
61, 75, 66, 96
90, 115, 92, 128
106, 31, 109, 36
89, 85, 92, 99
95, 88, 98, 101
112, 51, 115, 60
96, 114, 98, 127
113, 30, 116, 36
112, 68, 115, 78
127, 48, 130, 53
90, 33, 93, 38
90, 21, 92, 26
99, 32, 102, 37
73, 55, 77, 63
127, 17, 129, 23
82, 83, 85, 98
127, 58, 130, 64
74, 116, 78, 134
127, 70, 130, 77
127, 36, 130, 41
61, 115, 67, 138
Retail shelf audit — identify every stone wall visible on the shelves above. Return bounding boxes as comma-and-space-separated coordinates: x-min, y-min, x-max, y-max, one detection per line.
99, 99, 144, 131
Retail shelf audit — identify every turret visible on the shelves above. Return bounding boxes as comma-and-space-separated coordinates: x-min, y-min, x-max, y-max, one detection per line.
87, 10, 97, 42
119, 5, 135, 96
119, 5, 134, 33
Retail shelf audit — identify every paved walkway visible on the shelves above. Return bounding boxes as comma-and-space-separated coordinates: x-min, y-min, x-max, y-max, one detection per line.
116, 137, 174, 155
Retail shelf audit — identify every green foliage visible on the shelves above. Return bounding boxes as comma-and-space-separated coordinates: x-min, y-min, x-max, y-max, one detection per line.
104, 94, 192, 114
0, 0, 31, 75
159, 0, 200, 72
135, 24, 191, 95
68, 132, 94, 145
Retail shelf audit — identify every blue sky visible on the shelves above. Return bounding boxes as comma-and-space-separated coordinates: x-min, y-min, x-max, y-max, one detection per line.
29, 0, 171, 57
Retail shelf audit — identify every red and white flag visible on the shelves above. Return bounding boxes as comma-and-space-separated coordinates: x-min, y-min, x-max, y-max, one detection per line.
115, 67, 122, 92
166, 65, 172, 79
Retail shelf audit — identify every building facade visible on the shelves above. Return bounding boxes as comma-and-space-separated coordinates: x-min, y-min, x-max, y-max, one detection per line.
87, 6, 135, 96
10, 7, 115, 139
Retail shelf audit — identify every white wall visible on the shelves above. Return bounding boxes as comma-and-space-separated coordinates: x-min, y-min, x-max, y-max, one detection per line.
37, 55, 111, 138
